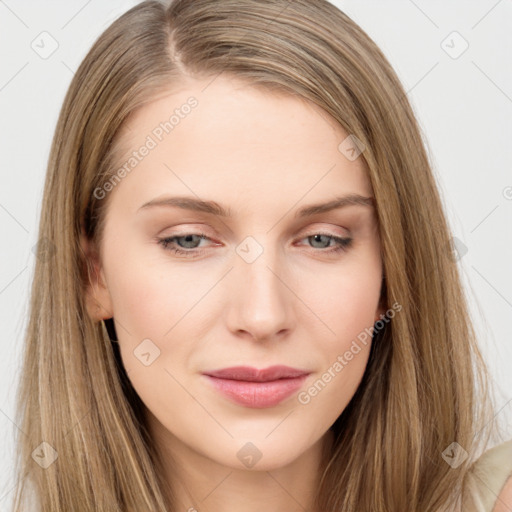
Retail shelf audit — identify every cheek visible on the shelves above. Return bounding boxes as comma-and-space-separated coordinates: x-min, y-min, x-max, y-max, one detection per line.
104, 241, 206, 339
103, 239, 224, 389
295, 271, 378, 418
301, 254, 382, 338
104, 249, 198, 409
298, 255, 381, 402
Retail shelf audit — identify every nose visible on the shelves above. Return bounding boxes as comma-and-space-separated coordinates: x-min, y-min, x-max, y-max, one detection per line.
225, 243, 294, 342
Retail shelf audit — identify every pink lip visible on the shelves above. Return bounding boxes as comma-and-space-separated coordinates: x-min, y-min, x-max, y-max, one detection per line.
202, 365, 310, 408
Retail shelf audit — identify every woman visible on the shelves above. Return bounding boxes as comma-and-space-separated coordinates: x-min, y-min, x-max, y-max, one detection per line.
12, 0, 512, 510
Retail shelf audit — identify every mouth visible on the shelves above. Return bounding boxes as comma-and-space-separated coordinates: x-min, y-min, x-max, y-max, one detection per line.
203, 365, 310, 382
202, 365, 310, 408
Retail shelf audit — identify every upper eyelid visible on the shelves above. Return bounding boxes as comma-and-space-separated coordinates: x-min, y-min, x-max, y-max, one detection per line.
160, 221, 350, 237
163, 226, 348, 236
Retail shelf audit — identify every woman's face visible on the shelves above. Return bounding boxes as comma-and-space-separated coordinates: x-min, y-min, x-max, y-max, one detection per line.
85, 75, 384, 472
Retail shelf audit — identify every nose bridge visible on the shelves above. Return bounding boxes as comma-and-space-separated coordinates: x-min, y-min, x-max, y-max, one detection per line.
227, 234, 293, 339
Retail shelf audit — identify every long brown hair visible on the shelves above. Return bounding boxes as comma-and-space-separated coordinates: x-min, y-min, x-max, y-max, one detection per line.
12, 0, 497, 510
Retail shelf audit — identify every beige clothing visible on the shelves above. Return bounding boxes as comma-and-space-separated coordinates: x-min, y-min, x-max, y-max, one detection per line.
463, 439, 512, 512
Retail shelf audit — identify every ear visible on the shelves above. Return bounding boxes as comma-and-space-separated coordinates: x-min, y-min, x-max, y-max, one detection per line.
374, 307, 386, 323
80, 228, 113, 322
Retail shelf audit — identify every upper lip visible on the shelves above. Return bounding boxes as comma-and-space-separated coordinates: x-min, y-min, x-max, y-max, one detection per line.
203, 365, 310, 382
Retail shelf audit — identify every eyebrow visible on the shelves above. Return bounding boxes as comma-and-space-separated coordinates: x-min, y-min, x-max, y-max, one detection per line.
137, 193, 375, 218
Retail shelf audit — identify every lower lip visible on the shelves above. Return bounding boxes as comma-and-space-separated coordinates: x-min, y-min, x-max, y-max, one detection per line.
204, 375, 308, 408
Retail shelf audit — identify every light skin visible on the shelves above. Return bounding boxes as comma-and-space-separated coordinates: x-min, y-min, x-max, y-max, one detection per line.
82, 75, 385, 512
494, 477, 512, 512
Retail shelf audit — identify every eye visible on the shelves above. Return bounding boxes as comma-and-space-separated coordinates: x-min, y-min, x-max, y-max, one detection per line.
157, 231, 353, 258
158, 232, 211, 257
298, 233, 353, 254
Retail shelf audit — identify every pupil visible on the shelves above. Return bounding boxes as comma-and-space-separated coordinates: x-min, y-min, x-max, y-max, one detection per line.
181, 235, 198, 248
312, 234, 328, 248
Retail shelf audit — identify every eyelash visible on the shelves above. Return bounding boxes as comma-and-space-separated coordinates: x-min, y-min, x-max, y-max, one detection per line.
157, 231, 353, 258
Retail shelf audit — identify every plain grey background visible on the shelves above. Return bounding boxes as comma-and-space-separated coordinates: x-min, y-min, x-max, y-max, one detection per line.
1, 0, 511, 507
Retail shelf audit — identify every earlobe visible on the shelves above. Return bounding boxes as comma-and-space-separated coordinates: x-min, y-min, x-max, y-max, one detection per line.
79, 230, 113, 322
374, 305, 387, 324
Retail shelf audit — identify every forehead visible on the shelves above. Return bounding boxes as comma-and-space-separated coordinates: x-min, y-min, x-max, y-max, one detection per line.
107, 75, 373, 215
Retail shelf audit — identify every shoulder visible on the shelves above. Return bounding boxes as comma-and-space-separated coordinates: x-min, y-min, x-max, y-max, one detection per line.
493, 474, 512, 512
463, 439, 512, 512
